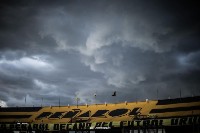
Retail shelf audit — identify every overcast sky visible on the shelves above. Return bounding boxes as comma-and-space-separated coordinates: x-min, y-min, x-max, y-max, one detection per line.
0, 0, 200, 107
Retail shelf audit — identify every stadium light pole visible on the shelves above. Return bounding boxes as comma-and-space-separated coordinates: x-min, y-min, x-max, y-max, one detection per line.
76, 97, 80, 108
25, 95, 26, 107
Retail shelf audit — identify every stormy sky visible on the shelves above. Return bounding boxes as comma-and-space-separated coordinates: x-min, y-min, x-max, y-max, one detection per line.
0, 0, 200, 107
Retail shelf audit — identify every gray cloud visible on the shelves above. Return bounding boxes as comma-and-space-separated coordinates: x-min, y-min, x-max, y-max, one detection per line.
0, 0, 200, 106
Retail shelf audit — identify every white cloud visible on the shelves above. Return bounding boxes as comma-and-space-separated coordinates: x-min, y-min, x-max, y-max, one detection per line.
129, 75, 146, 84
0, 56, 54, 72
177, 51, 200, 71
85, 25, 113, 55
34, 79, 58, 96
0, 100, 7, 107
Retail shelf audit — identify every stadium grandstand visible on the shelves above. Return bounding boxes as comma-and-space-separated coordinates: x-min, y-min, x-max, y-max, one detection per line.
0, 96, 200, 133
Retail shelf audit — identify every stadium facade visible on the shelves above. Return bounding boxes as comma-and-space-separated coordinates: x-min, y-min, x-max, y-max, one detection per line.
0, 96, 200, 133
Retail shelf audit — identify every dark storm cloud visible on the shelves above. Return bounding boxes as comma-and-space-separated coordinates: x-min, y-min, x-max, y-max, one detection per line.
0, 0, 200, 107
